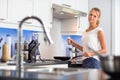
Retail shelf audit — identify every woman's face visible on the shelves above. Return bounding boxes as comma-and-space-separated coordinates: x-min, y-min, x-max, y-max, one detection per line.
88, 10, 100, 25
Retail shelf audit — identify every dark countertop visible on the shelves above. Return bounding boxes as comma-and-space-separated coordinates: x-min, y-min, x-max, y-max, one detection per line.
6, 60, 69, 66
0, 60, 118, 80
0, 68, 114, 80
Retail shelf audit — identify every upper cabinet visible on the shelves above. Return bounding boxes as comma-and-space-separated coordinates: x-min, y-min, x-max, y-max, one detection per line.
33, 0, 52, 28
0, 0, 51, 30
0, 0, 88, 32
0, 0, 8, 22
61, 0, 76, 10
76, 0, 88, 12
51, 0, 76, 10
51, 0, 88, 13
7, 0, 33, 24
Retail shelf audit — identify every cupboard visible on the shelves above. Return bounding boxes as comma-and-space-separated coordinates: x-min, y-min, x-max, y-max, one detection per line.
0, 0, 8, 22
0, 0, 51, 31
0, 0, 88, 33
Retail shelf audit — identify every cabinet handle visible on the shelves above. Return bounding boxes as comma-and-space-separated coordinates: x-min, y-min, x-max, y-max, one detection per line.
18, 21, 32, 24
0, 18, 5, 20
62, 4, 71, 7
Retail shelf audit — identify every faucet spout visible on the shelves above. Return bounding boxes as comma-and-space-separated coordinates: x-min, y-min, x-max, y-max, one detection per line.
17, 16, 53, 77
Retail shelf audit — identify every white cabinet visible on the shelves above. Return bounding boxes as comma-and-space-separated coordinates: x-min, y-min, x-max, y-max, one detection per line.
7, 0, 51, 28
76, 0, 88, 34
0, 0, 8, 22
51, 0, 88, 12
61, 0, 76, 10
51, 0, 62, 6
7, 0, 33, 24
51, 0, 76, 10
0, 0, 51, 30
76, 0, 88, 12
33, 0, 52, 28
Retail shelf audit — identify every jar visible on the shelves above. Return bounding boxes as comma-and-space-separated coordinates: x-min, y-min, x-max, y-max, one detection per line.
2, 42, 11, 62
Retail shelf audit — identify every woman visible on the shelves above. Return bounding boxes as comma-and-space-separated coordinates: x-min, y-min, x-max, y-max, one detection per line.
67, 7, 107, 69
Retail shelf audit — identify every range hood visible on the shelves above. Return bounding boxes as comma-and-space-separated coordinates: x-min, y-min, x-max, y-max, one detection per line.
52, 4, 87, 19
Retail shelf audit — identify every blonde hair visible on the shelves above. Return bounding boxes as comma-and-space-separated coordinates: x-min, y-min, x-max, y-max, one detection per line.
90, 7, 101, 26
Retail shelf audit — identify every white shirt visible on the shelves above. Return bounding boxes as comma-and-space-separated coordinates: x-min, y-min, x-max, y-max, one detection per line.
81, 27, 103, 60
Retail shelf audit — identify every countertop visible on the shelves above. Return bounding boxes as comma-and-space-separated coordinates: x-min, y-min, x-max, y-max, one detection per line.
0, 60, 69, 70
0, 68, 114, 80
0, 61, 117, 80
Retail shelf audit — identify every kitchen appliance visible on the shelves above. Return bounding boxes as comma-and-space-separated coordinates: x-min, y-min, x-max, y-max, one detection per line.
52, 4, 87, 19
54, 56, 70, 61
28, 35, 40, 63
100, 56, 120, 78
89, 47, 120, 78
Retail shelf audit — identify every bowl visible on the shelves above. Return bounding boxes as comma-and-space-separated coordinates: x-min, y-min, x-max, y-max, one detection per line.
54, 56, 70, 61
100, 56, 120, 78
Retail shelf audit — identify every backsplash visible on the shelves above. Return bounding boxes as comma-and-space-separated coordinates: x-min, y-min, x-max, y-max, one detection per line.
62, 35, 82, 56
0, 27, 82, 59
0, 27, 39, 58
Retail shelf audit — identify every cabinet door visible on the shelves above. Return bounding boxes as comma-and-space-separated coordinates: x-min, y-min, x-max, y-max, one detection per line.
51, 0, 62, 5
0, 0, 8, 21
33, 0, 52, 28
7, 0, 33, 24
76, 0, 88, 12
61, 0, 76, 9
51, 0, 76, 10
76, 0, 88, 33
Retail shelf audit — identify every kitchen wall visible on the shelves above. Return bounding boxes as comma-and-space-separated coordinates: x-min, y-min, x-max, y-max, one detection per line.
88, 0, 112, 54
0, 15, 84, 60
39, 18, 82, 59
39, 18, 67, 59
89, 0, 120, 55
0, 27, 39, 58
0, 0, 88, 59
112, 0, 120, 55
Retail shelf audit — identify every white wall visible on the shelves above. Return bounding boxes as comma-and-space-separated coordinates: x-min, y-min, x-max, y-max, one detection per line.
113, 0, 120, 55
39, 18, 66, 59
88, 0, 112, 54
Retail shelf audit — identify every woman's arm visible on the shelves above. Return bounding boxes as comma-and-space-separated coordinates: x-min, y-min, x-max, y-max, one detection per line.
67, 39, 83, 51
97, 30, 107, 54
83, 30, 107, 57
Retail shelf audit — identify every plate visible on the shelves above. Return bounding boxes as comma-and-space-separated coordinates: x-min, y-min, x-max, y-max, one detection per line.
54, 56, 70, 61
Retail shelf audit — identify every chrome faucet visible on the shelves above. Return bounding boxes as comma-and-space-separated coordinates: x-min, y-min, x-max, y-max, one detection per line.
17, 16, 53, 77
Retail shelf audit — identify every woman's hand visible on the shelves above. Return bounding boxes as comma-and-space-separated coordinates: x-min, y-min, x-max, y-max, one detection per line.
67, 38, 83, 51
67, 38, 75, 46
83, 52, 92, 57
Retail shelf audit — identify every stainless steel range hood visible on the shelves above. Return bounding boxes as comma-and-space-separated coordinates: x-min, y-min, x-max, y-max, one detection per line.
52, 4, 87, 19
